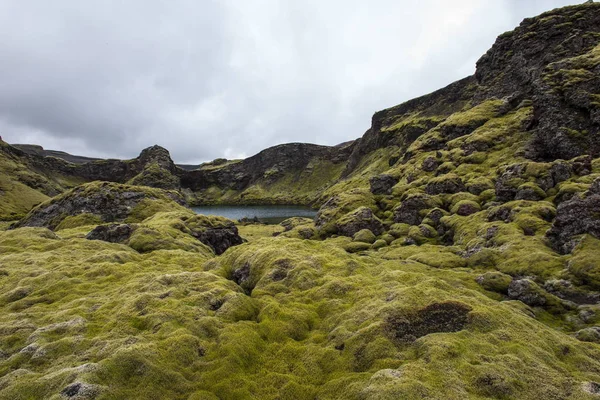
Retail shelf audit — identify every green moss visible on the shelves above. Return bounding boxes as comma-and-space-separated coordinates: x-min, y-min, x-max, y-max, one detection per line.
569, 235, 600, 289
353, 229, 377, 244
55, 213, 103, 230
476, 271, 513, 294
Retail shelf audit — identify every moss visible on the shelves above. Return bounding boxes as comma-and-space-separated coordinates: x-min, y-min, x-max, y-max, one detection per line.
569, 235, 600, 289
476, 271, 513, 294
55, 213, 103, 231
450, 200, 481, 216
408, 251, 467, 269
343, 241, 371, 253
353, 229, 377, 244
371, 239, 388, 250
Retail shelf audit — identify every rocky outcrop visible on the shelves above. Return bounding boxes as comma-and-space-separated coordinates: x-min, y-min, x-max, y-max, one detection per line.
179, 142, 352, 193
336, 207, 384, 237
190, 224, 243, 255
343, 76, 476, 177
86, 224, 135, 243
13, 182, 187, 230
369, 174, 398, 195
475, 2, 600, 160
546, 193, 600, 253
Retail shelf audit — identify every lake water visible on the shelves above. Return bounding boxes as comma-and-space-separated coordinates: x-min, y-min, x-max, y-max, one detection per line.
191, 205, 317, 224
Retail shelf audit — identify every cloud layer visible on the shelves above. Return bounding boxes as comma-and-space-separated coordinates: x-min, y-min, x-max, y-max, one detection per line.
0, 0, 578, 163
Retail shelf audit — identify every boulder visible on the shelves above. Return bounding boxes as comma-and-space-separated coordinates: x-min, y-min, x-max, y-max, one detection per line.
353, 229, 377, 244
507, 279, 553, 307
575, 327, 600, 343
393, 194, 434, 225
336, 207, 384, 237
369, 174, 398, 195
546, 194, 600, 253
86, 224, 135, 244
425, 175, 465, 195
421, 156, 439, 172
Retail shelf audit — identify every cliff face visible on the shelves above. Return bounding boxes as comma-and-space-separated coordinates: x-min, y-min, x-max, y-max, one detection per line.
340, 3, 600, 182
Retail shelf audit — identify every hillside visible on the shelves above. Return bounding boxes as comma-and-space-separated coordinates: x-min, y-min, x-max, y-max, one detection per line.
1, 3, 600, 399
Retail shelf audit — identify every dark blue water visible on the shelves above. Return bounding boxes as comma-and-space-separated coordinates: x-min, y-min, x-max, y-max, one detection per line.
191, 205, 317, 224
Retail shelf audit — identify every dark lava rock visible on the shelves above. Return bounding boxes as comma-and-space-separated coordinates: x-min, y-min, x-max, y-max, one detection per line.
546, 194, 600, 253
507, 279, 548, 306
588, 177, 600, 196
515, 186, 545, 201
232, 262, 251, 286
475, 2, 600, 161
60, 382, 100, 399
369, 174, 398, 195
544, 279, 600, 305
192, 225, 243, 255
425, 175, 465, 195
487, 206, 512, 223
550, 162, 572, 187
421, 156, 439, 172
456, 202, 480, 216
583, 382, 600, 395
336, 207, 384, 237
85, 224, 135, 243
384, 301, 472, 342
394, 194, 433, 225
495, 165, 525, 202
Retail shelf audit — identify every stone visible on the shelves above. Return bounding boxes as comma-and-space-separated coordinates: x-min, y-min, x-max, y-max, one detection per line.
384, 301, 472, 342
393, 194, 433, 225
336, 207, 384, 237
546, 194, 600, 253
85, 224, 135, 243
353, 229, 377, 244
60, 382, 101, 399
369, 174, 399, 195
507, 279, 549, 306
575, 327, 600, 343
421, 156, 439, 172
191, 225, 244, 256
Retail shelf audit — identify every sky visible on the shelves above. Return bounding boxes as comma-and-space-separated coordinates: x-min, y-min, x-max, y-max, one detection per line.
0, 0, 581, 163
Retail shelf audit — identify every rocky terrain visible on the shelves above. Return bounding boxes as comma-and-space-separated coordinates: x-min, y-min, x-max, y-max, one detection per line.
1, 3, 600, 399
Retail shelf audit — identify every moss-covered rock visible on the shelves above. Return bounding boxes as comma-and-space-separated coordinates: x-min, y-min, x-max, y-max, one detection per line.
353, 229, 377, 244
336, 207, 384, 237
476, 271, 513, 294
13, 181, 188, 230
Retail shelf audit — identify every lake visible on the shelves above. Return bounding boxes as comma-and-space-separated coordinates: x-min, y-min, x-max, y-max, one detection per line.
191, 205, 317, 224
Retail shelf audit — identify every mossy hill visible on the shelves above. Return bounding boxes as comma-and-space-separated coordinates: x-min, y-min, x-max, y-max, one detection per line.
1, 3, 600, 399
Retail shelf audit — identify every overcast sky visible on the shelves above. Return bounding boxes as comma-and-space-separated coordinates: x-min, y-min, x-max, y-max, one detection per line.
0, 0, 581, 163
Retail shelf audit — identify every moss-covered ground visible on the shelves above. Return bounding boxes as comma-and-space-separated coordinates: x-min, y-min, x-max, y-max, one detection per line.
1, 204, 600, 399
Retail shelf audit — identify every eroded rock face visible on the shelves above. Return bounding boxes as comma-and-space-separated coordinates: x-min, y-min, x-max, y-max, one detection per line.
85, 224, 135, 244
546, 194, 600, 253
191, 225, 243, 255
336, 207, 384, 237
393, 194, 433, 225
384, 301, 472, 342
508, 279, 548, 307
369, 174, 398, 195
13, 182, 186, 230
475, 2, 600, 161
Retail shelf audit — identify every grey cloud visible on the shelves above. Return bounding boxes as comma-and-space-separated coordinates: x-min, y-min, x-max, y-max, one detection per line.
0, 0, 580, 163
